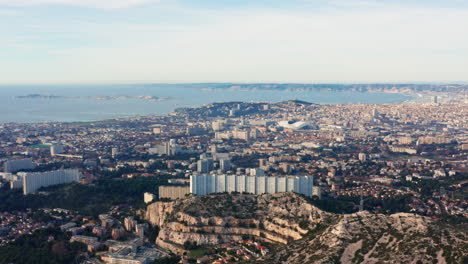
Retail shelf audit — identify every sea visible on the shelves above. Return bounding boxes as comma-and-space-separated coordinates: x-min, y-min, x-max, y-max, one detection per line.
0, 84, 411, 123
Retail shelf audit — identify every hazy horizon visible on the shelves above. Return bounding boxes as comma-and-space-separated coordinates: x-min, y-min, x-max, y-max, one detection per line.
1, 81, 467, 86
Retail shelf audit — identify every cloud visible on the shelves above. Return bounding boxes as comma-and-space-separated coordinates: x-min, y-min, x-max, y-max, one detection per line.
0, 0, 160, 9
1, 4, 468, 83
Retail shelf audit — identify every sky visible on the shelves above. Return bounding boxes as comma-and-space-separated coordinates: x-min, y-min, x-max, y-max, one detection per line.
0, 0, 467, 84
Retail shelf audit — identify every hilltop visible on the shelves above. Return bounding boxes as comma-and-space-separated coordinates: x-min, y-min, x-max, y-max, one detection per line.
145, 192, 467, 263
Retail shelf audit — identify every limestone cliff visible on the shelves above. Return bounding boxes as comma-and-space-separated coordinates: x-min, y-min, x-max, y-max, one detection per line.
145, 192, 467, 263
145, 192, 330, 253
266, 211, 467, 264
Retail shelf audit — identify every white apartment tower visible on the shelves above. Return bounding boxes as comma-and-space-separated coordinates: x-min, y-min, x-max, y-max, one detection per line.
50, 142, 64, 156
190, 174, 313, 197
4, 158, 34, 173
358, 153, 367, 162
20, 169, 81, 195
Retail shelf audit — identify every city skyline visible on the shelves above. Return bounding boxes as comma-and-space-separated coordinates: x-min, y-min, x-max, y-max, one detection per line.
1, 0, 468, 84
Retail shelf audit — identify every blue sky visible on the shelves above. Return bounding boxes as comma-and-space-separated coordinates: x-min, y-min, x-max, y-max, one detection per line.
1, 0, 467, 84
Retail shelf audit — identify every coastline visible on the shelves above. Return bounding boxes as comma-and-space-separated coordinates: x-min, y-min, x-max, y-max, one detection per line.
0, 91, 415, 125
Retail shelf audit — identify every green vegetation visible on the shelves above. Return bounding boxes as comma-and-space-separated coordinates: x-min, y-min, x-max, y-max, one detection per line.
307, 194, 413, 215
0, 228, 86, 264
189, 249, 207, 258
307, 197, 356, 214
298, 220, 309, 229
153, 255, 181, 264
396, 173, 467, 196
183, 241, 199, 250
0, 176, 168, 216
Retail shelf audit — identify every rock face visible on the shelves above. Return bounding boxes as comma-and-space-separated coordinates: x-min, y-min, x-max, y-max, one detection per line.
266, 211, 467, 264
145, 193, 467, 263
145, 192, 329, 253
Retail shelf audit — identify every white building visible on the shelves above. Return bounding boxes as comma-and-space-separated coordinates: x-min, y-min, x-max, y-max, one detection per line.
358, 153, 367, 162
19, 169, 81, 195
313, 186, 322, 199
0, 172, 14, 181
278, 121, 316, 130
50, 142, 64, 156
10, 175, 23, 189
4, 158, 33, 173
231, 130, 250, 141
149, 139, 180, 156
249, 168, 265, 176
112, 147, 119, 158
212, 120, 225, 131
144, 192, 155, 204
197, 158, 213, 173
190, 174, 313, 197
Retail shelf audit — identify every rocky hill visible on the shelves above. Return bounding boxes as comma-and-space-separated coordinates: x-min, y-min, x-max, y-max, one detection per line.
145, 193, 467, 263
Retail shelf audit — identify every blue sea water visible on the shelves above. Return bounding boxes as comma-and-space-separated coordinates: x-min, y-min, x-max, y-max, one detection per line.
0, 84, 411, 123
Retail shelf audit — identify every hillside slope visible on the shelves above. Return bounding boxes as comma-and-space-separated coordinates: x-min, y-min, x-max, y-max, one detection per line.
145, 193, 467, 263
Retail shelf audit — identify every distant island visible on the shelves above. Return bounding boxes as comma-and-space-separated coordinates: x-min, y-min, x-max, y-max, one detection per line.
16, 94, 71, 99
16, 94, 172, 102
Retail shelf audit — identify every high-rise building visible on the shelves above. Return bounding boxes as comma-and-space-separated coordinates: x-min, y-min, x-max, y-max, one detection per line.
111, 147, 119, 158
20, 169, 81, 195
158, 186, 190, 200
313, 186, 322, 199
250, 168, 265, 176
9, 175, 23, 189
250, 129, 258, 139
197, 158, 213, 173
232, 130, 250, 141
256, 176, 266, 194
219, 159, 231, 173
165, 139, 180, 156
4, 158, 33, 173
212, 120, 224, 131
149, 139, 180, 156
190, 174, 313, 197
50, 142, 64, 156
358, 153, 367, 162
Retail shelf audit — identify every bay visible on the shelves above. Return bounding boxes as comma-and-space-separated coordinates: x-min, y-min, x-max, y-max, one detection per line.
0, 84, 411, 123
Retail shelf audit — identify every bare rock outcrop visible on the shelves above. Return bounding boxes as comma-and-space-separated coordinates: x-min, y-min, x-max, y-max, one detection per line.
266, 210, 467, 264
145, 192, 467, 263
145, 192, 331, 252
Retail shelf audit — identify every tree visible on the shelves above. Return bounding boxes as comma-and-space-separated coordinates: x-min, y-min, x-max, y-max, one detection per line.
51, 242, 70, 259
153, 256, 181, 264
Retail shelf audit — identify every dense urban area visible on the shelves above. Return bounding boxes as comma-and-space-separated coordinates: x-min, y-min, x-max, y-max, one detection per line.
0, 87, 467, 264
